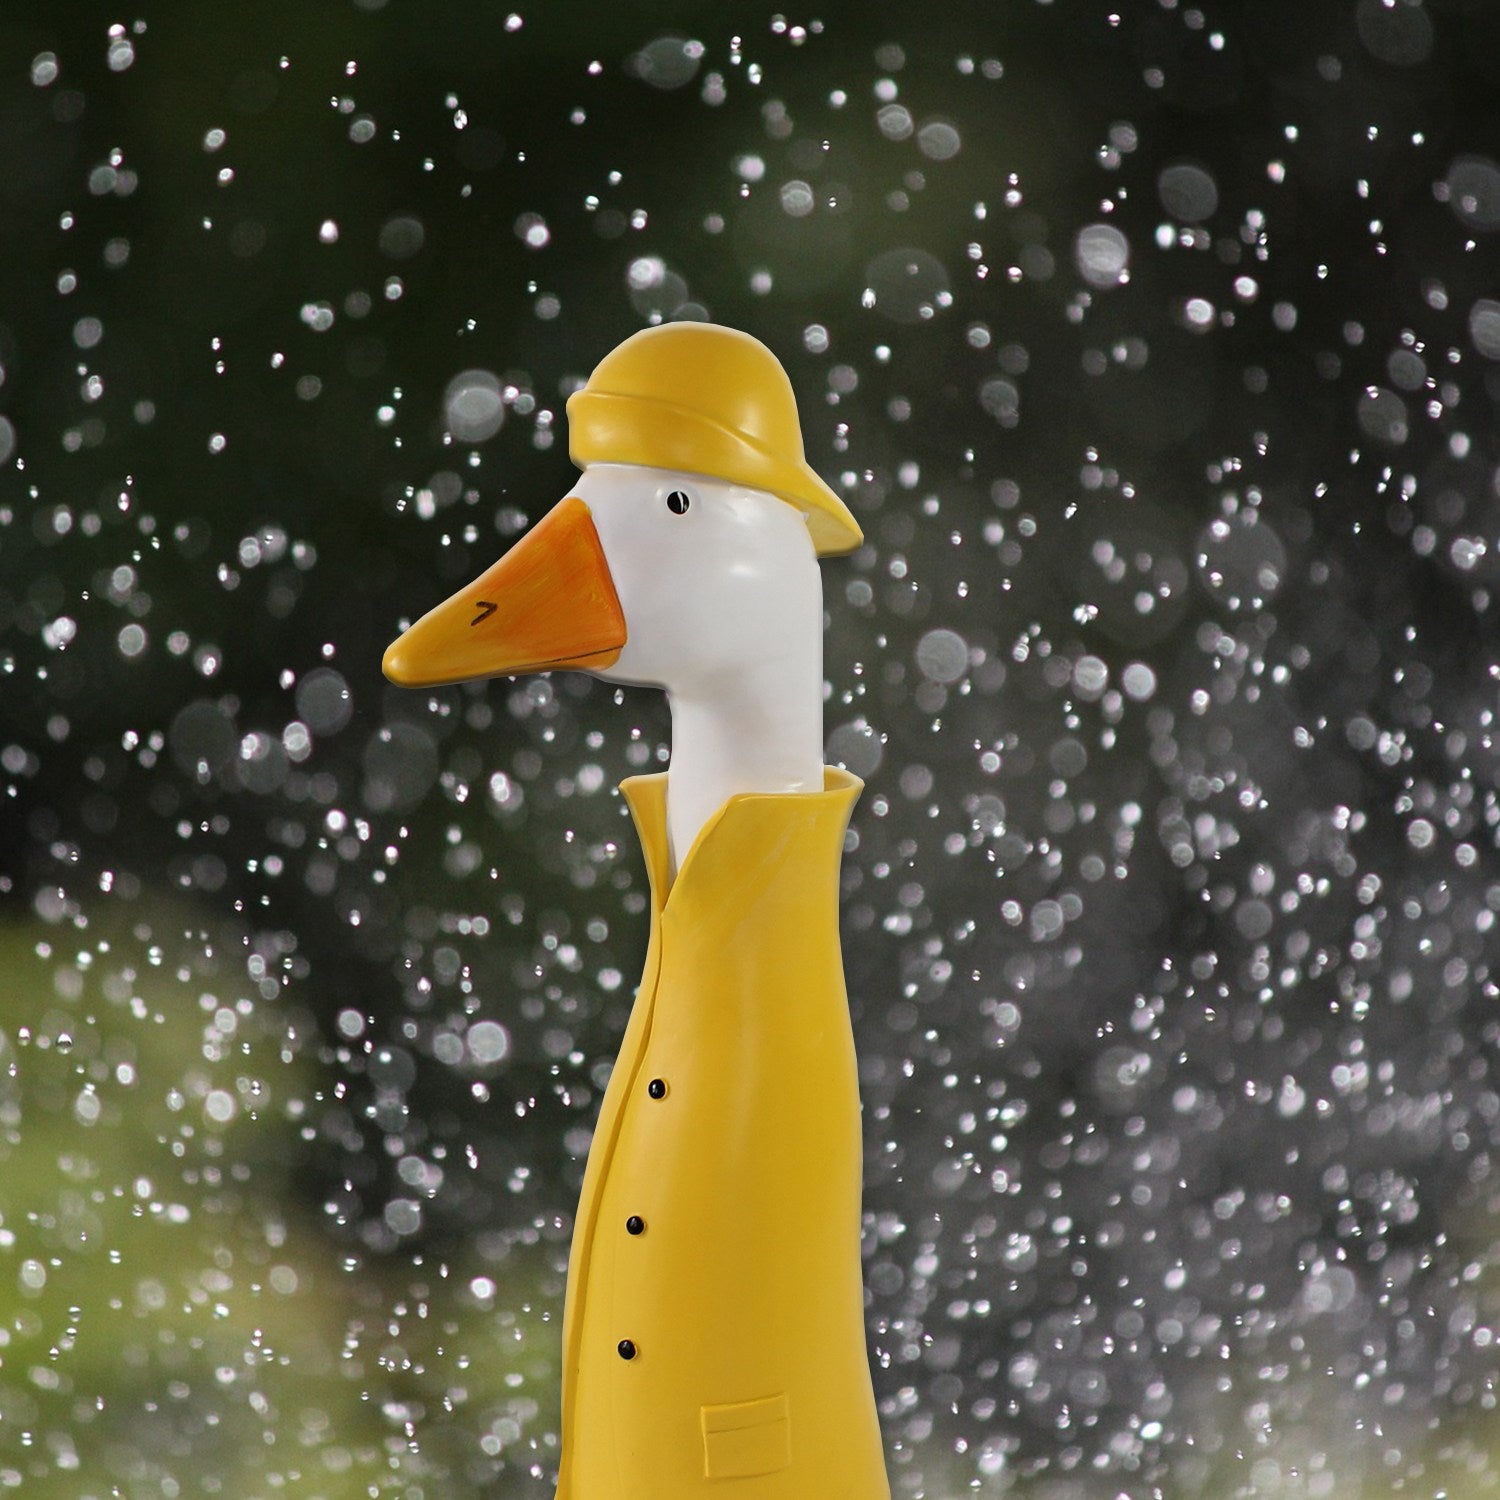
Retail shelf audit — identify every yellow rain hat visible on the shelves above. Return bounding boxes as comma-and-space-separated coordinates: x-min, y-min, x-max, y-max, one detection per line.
566, 322, 863, 556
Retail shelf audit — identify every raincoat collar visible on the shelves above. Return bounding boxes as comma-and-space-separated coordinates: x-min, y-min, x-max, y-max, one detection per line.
620, 767, 862, 908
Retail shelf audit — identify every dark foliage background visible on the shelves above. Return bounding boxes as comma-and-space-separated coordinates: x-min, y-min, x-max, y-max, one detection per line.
3, 2, 1500, 1495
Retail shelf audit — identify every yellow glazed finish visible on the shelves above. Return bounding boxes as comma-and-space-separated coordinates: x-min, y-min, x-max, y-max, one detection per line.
566, 323, 864, 558
555, 767, 889, 1500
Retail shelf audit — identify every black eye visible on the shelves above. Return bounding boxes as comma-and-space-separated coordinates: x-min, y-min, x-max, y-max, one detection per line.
665, 490, 691, 515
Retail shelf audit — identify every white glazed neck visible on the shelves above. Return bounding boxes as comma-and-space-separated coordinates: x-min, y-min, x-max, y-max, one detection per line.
664, 645, 824, 881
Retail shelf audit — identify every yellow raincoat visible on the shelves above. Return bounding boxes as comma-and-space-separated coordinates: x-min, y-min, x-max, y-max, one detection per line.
555, 767, 890, 1499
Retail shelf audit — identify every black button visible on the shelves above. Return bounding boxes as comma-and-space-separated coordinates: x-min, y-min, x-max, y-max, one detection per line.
626, 1215, 645, 1235
618, 1339, 637, 1360
647, 1078, 666, 1099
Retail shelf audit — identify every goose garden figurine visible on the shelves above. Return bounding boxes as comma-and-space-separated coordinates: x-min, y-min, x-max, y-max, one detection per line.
383, 323, 891, 1500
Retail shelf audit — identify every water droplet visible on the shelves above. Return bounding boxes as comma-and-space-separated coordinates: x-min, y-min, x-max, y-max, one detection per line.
204, 1089, 237, 1124
1441, 155, 1500, 232
443, 370, 505, 442
1157, 163, 1219, 222
295, 667, 353, 734
1075, 224, 1129, 288
1120, 661, 1157, 700
1357, 386, 1409, 446
916, 120, 961, 161
915, 628, 968, 684
467, 1021, 510, 1065
780, 179, 815, 217
1179, 295, 1216, 331
628, 36, 705, 91
362, 722, 438, 810
627, 257, 688, 320
1357, 0, 1434, 66
43, 615, 78, 651
1195, 515, 1286, 610
1468, 298, 1500, 359
169, 700, 238, 780
979, 376, 1020, 428
514, 212, 550, 249
1073, 655, 1109, 697
863, 247, 952, 322
384, 1198, 422, 1235
826, 720, 883, 776
877, 103, 914, 141
378, 214, 425, 258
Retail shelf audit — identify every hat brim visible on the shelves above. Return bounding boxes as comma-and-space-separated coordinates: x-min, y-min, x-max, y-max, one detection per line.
567, 388, 863, 557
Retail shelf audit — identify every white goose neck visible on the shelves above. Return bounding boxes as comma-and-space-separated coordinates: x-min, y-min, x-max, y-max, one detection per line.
665, 650, 824, 879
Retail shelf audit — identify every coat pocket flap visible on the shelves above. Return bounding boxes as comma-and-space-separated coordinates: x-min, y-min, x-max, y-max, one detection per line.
700, 1393, 791, 1478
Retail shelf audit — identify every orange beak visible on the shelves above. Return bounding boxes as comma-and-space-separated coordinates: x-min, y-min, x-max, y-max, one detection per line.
382, 496, 627, 687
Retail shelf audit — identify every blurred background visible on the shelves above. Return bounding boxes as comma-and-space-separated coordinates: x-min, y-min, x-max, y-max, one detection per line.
3, 1, 1500, 1495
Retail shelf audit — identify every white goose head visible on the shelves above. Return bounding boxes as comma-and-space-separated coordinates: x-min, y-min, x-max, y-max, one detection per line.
383, 323, 862, 868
